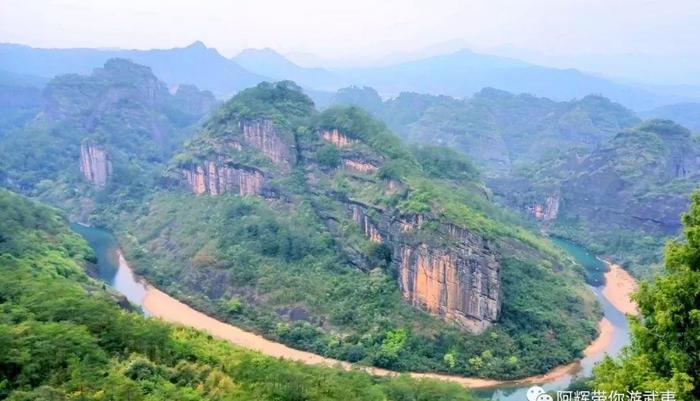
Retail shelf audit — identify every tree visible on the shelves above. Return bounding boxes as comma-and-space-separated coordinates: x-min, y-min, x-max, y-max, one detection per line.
593, 192, 700, 400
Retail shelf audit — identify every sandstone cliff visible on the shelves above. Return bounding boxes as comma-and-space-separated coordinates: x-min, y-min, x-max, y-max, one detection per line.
80, 141, 111, 187
241, 120, 295, 168
322, 129, 355, 147
343, 200, 500, 333
182, 160, 264, 196
528, 192, 560, 221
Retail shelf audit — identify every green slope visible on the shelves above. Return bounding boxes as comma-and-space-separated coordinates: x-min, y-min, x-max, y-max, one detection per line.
0, 188, 479, 401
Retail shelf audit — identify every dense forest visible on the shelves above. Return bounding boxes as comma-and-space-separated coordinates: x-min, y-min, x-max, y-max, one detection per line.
0, 188, 480, 400
592, 192, 700, 400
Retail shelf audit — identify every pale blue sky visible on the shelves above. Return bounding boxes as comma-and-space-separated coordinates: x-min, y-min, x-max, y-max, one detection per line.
1, 0, 698, 63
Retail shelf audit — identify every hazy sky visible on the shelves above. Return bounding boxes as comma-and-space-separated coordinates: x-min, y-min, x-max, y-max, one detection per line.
1, 0, 699, 62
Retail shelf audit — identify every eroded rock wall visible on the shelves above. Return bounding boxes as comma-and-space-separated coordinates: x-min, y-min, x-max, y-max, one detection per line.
183, 161, 264, 196
80, 142, 111, 187
344, 202, 500, 333
322, 129, 355, 147
528, 192, 560, 221
241, 121, 295, 168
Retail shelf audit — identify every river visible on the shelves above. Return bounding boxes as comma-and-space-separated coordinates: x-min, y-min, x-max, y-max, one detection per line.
73, 225, 633, 400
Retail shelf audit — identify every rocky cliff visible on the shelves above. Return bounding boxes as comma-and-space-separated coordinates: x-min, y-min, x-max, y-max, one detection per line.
241, 120, 295, 168
80, 141, 111, 187
181, 160, 264, 196
344, 201, 500, 333
527, 192, 560, 221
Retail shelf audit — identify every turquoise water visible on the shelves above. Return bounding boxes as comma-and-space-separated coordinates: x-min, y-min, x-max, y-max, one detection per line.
72, 224, 148, 309
74, 226, 630, 400
551, 237, 609, 286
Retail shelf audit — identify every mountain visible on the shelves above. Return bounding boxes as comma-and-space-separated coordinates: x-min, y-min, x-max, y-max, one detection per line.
0, 58, 217, 200
0, 189, 479, 401
334, 49, 698, 110
113, 82, 596, 379
0, 68, 599, 380
5, 42, 700, 110
331, 86, 640, 174
0, 70, 44, 133
490, 120, 700, 276
0, 42, 268, 97
233, 48, 342, 90
641, 102, 700, 132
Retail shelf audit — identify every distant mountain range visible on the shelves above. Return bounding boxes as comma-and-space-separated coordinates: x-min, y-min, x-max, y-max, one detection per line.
0, 41, 266, 97
2, 41, 700, 110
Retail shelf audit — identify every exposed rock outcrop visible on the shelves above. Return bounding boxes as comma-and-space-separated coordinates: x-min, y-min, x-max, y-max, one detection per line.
241, 121, 295, 168
348, 204, 383, 243
322, 129, 355, 147
343, 202, 500, 333
396, 220, 500, 333
80, 141, 111, 187
343, 159, 378, 173
528, 192, 560, 221
182, 161, 264, 196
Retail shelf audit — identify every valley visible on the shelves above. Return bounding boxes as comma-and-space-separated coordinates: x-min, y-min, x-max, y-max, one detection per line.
1, 49, 698, 401
74, 224, 635, 397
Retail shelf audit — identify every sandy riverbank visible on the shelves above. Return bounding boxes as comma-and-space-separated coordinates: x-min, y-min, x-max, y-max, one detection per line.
602, 263, 639, 316
136, 258, 632, 389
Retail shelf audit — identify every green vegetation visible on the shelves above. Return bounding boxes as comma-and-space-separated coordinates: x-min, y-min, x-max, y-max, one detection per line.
0, 73, 599, 380
0, 189, 480, 401
593, 191, 700, 400
495, 119, 700, 277
331, 86, 640, 174
97, 84, 598, 379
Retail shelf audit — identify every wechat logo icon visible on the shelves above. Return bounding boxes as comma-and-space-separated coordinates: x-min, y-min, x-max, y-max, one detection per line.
527, 386, 553, 401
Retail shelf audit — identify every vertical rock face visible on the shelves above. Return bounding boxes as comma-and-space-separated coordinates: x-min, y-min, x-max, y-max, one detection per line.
528, 192, 560, 221
396, 222, 500, 333
182, 161, 264, 196
344, 202, 500, 333
349, 204, 383, 243
241, 121, 295, 168
322, 129, 355, 147
80, 142, 111, 187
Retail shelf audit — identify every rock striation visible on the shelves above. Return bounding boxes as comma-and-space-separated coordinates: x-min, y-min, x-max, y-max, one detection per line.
344, 201, 500, 333
241, 120, 295, 168
80, 141, 111, 187
322, 129, 355, 147
182, 161, 264, 196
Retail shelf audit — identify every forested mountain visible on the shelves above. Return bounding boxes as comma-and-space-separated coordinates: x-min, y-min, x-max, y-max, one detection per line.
331, 86, 640, 174
0, 58, 217, 207
124, 82, 599, 379
0, 60, 599, 380
0, 188, 480, 401
490, 120, 700, 276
